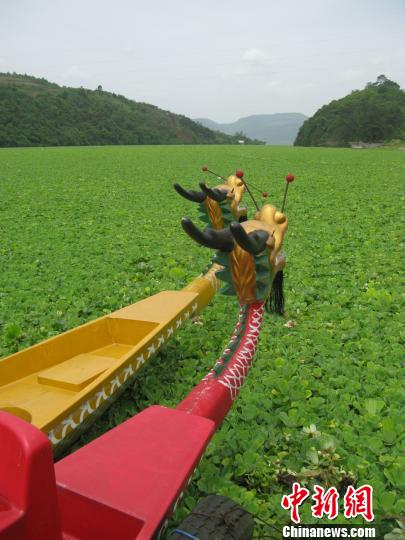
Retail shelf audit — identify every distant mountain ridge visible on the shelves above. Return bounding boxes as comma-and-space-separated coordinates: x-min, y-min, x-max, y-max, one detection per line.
0, 73, 263, 147
195, 113, 308, 145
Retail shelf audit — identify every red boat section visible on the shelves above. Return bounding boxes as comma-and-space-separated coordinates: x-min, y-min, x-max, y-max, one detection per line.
0, 411, 62, 540
177, 302, 265, 426
56, 406, 215, 540
0, 302, 265, 540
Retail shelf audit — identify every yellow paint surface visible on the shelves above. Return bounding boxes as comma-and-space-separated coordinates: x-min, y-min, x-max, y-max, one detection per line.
0, 290, 198, 431
0, 272, 217, 438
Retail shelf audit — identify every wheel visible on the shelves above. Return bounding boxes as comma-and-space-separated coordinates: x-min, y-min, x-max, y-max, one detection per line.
170, 494, 254, 540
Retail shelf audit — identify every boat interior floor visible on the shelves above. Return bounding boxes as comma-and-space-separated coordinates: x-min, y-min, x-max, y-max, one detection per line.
0, 290, 199, 431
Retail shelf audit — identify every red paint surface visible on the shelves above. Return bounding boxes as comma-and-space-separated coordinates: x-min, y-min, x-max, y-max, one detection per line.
176, 301, 265, 426
55, 406, 215, 539
0, 411, 62, 540
0, 302, 265, 539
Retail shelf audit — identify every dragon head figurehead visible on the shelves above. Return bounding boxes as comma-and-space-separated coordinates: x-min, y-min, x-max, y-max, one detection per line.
174, 168, 293, 313
213, 173, 247, 220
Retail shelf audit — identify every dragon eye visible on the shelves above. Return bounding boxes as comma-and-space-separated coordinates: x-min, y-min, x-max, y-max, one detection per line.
275, 211, 286, 224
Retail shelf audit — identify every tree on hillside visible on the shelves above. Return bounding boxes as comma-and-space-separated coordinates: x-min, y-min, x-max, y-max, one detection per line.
0, 72, 265, 147
294, 76, 405, 147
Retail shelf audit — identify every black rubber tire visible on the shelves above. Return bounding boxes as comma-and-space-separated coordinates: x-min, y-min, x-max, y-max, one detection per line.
170, 494, 254, 540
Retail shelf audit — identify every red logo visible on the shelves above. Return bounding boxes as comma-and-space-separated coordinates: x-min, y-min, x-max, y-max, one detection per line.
311, 485, 339, 520
281, 482, 310, 524
281, 483, 374, 523
344, 485, 374, 522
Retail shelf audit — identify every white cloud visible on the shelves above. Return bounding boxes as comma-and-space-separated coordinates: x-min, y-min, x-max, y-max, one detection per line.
234, 48, 270, 79
242, 48, 268, 63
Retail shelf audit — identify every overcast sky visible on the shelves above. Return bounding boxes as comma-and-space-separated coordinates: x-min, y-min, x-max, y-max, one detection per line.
1, 0, 404, 122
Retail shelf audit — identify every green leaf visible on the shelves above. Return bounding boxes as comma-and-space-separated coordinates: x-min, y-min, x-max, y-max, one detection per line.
380, 491, 397, 513
381, 418, 397, 445
364, 398, 385, 415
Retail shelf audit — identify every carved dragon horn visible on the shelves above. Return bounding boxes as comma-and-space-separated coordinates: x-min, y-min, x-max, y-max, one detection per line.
230, 221, 269, 254
199, 182, 228, 202
181, 218, 234, 252
173, 183, 206, 203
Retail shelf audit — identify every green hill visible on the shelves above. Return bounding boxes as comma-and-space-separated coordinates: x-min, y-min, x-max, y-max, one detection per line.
195, 113, 307, 145
294, 75, 405, 147
0, 73, 263, 147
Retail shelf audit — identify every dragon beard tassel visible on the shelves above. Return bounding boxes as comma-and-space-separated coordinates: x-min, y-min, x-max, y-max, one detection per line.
266, 270, 284, 316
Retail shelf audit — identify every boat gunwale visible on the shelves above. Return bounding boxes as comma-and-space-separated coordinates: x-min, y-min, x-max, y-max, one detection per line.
0, 290, 200, 432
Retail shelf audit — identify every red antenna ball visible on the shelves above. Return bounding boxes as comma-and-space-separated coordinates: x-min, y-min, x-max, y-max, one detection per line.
286, 173, 295, 183
236, 170, 244, 178
202, 165, 208, 172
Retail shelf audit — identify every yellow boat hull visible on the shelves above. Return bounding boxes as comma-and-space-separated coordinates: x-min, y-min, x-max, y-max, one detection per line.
0, 268, 220, 455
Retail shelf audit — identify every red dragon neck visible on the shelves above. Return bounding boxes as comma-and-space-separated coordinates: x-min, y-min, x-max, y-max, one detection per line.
176, 301, 265, 427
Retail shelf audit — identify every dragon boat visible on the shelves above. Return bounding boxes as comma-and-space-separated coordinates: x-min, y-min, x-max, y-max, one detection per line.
0, 166, 294, 539
0, 168, 254, 455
